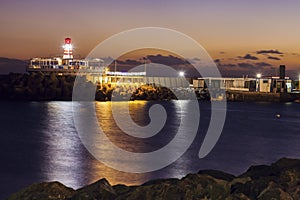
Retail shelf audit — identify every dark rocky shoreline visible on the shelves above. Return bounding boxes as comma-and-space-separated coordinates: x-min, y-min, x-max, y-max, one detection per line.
6, 158, 300, 200
1, 73, 300, 102
0, 73, 198, 101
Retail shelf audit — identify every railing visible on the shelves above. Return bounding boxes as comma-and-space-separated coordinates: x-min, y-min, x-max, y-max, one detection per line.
27, 67, 105, 74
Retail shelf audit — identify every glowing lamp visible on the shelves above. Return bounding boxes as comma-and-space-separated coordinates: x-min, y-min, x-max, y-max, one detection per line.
179, 71, 185, 77
65, 38, 71, 44
63, 37, 73, 59
256, 73, 262, 78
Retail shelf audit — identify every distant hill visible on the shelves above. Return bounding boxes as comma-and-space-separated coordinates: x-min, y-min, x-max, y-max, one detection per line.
0, 57, 27, 74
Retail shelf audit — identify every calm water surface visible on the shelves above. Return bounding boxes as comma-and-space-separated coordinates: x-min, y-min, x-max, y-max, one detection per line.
0, 101, 300, 198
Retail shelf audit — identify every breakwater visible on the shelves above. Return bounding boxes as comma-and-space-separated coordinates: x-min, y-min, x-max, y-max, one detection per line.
1, 73, 299, 102
0, 73, 74, 101
0, 73, 193, 101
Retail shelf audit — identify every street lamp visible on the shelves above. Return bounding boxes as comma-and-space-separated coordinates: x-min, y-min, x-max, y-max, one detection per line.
256, 73, 262, 92
298, 75, 300, 90
256, 73, 262, 79
179, 71, 185, 77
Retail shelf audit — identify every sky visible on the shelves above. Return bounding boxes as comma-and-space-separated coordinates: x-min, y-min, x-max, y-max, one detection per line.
1, 0, 300, 76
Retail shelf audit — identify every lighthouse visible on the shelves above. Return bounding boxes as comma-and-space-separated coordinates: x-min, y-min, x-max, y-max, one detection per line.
63, 37, 73, 59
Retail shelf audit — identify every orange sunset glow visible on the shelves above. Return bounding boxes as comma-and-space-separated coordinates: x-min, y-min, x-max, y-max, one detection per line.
1, 0, 300, 77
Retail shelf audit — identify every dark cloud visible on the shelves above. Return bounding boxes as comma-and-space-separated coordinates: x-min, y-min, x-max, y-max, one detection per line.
112, 54, 190, 69
217, 63, 237, 68
222, 63, 236, 68
237, 62, 273, 69
214, 59, 236, 68
267, 56, 281, 60
291, 53, 300, 57
146, 54, 188, 66
238, 62, 255, 69
255, 62, 273, 68
256, 49, 283, 54
238, 54, 259, 60
219, 51, 226, 54
117, 59, 143, 66
109, 54, 200, 77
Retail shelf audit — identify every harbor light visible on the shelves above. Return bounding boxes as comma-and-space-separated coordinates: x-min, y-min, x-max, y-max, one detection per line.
179, 71, 185, 77
298, 74, 300, 90
256, 73, 261, 92
256, 73, 262, 79
63, 37, 73, 59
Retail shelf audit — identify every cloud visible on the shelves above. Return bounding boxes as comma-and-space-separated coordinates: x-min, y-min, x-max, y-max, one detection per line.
291, 53, 300, 57
238, 62, 255, 69
214, 59, 221, 63
236, 62, 273, 69
238, 54, 259, 60
117, 59, 143, 66
110, 54, 190, 69
256, 49, 283, 54
146, 54, 188, 66
217, 63, 237, 68
222, 63, 236, 68
108, 54, 200, 77
213, 59, 236, 68
219, 51, 226, 54
255, 62, 273, 68
267, 56, 281, 60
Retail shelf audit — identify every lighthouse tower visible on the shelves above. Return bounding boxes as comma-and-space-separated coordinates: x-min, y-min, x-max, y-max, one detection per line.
63, 37, 73, 59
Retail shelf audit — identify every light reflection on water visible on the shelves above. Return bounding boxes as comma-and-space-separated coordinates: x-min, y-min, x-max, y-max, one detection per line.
41, 100, 200, 188
1, 101, 300, 199
42, 101, 154, 188
42, 102, 85, 188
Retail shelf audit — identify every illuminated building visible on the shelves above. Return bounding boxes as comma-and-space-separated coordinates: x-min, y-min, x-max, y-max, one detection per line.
27, 38, 104, 75
26, 38, 189, 88
62, 37, 73, 60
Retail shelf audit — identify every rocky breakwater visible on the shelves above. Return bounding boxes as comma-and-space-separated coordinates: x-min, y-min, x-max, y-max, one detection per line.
0, 73, 75, 101
6, 158, 300, 199
0, 73, 196, 101
95, 83, 196, 101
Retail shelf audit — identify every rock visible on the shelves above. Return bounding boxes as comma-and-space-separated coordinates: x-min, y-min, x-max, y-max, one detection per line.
6, 181, 75, 200
71, 178, 116, 200
198, 169, 236, 181
123, 174, 229, 200
257, 181, 293, 200
113, 184, 137, 199
239, 164, 278, 179
230, 178, 274, 199
231, 158, 300, 199
273, 157, 300, 170
6, 158, 300, 199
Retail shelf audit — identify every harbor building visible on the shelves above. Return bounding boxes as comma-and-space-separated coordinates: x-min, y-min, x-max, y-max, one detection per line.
27, 38, 104, 75
193, 65, 293, 93
193, 77, 256, 92
27, 38, 189, 88
27, 38, 296, 94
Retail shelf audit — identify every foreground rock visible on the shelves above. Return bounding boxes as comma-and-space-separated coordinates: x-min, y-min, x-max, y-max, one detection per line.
7, 182, 75, 200
6, 158, 300, 200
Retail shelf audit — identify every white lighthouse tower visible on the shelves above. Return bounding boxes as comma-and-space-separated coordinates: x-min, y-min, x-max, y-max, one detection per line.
63, 37, 73, 59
